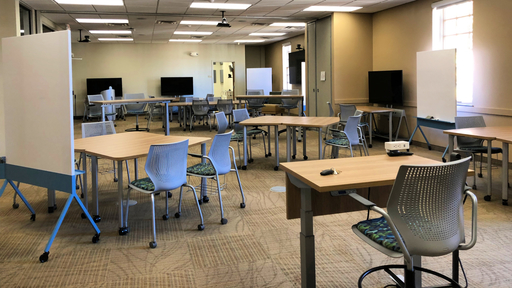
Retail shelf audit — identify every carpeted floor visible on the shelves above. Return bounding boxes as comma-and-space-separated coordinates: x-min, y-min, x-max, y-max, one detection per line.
1, 114, 511, 287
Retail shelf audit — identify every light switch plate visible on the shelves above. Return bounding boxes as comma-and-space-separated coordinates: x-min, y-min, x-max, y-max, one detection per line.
320, 71, 326, 81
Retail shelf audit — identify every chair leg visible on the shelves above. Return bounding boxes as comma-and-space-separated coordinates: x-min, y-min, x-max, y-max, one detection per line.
249, 137, 253, 162
472, 153, 477, 189
262, 133, 267, 157
163, 191, 169, 220
126, 160, 132, 184
124, 187, 131, 229
149, 193, 157, 248
349, 146, 354, 157
479, 153, 483, 178
177, 186, 184, 216
231, 147, 246, 208
185, 184, 204, 230
215, 175, 227, 225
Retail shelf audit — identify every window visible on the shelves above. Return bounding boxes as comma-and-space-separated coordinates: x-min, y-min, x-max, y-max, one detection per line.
433, 0, 473, 104
282, 43, 292, 90
19, 5, 32, 36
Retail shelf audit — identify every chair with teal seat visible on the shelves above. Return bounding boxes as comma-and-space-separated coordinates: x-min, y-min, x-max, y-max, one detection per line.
186, 131, 246, 225
126, 140, 204, 248
348, 157, 477, 288
323, 115, 368, 158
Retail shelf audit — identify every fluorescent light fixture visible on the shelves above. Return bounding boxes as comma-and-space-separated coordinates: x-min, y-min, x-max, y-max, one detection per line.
56, 0, 123, 5
234, 40, 265, 43
303, 6, 362, 12
269, 22, 306, 27
190, 2, 251, 10
180, 20, 219, 26
249, 32, 286, 36
169, 39, 203, 42
76, 18, 128, 24
89, 30, 132, 34
174, 31, 213, 35
98, 38, 133, 41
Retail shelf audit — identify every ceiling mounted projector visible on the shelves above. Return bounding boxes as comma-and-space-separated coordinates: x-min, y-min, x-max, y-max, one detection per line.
217, 11, 231, 28
78, 29, 91, 43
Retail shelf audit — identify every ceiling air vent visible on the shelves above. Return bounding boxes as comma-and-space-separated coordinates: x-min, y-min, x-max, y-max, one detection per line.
251, 23, 266, 26
190, 36, 204, 39
156, 20, 177, 25
106, 23, 130, 27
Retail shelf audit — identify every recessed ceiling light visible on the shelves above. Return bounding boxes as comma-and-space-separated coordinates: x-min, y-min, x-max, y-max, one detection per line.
180, 20, 219, 26
77, 18, 129, 24
169, 39, 203, 42
190, 3, 251, 10
249, 33, 286, 36
56, 0, 123, 5
174, 31, 213, 35
234, 40, 265, 43
89, 30, 132, 34
98, 38, 133, 41
303, 6, 362, 12
269, 23, 306, 27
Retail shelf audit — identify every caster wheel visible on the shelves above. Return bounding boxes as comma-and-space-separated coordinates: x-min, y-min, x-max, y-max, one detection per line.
162, 214, 169, 220
369, 144, 373, 148
198, 224, 205, 231
484, 195, 491, 202
221, 218, 228, 225
146, 129, 150, 132
149, 241, 157, 249
478, 173, 483, 178
114, 178, 118, 182
93, 215, 101, 223
154, 192, 161, 196
167, 192, 172, 198
39, 252, 49, 263
76, 184, 80, 189
203, 196, 209, 203
12, 203, 19, 209
48, 207, 54, 213
303, 156, 308, 160
183, 129, 186, 131
274, 166, 279, 171
118, 227, 129, 235
81, 213, 87, 219
472, 185, 477, 190
268, 153, 272, 157
242, 166, 247, 170
175, 212, 181, 218
265, 154, 268, 158
428, 146, 432, 150
442, 158, 446, 163
248, 159, 254, 163
502, 199, 508, 206
292, 155, 296, 159
81, 193, 84, 199
30, 214, 36, 221
298, 140, 301, 143
92, 234, 100, 243
240, 203, 246, 208
198, 199, 203, 205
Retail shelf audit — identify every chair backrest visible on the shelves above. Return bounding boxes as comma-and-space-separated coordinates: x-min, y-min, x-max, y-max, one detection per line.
339, 104, 357, 122
82, 121, 116, 138
354, 110, 364, 117
280, 98, 300, 108
454, 116, 486, 148
247, 89, 264, 95
217, 99, 233, 115
247, 98, 265, 108
87, 94, 104, 116
206, 94, 214, 100
145, 140, 189, 191
344, 115, 361, 145
191, 99, 209, 115
327, 102, 334, 117
124, 93, 146, 112
282, 89, 300, 95
387, 157, 471, 257
269, 91, 282, 95
208, 131, 233, 175
216, 111, 228, 134
233, 109, 250, 133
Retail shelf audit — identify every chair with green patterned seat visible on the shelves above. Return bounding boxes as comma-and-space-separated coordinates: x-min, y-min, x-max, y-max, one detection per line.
233, 108, 268, 165
323, 115, 368, 158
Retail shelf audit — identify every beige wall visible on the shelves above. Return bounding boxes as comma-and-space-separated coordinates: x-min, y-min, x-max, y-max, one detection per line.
332, 12, 373, 105
72, 43, 245, 115
264, 34, 305, 91
245, 46, 265, 68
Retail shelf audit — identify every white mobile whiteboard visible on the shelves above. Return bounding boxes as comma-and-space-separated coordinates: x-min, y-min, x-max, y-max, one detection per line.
417, 49, 456, 122
2, 30, 74, 176
247, 68, 272, 95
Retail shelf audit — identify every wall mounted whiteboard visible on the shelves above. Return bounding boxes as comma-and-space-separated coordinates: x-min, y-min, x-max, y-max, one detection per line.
417, 49, 457, 122
2, 30, 74, 176
247, 68, 272, 95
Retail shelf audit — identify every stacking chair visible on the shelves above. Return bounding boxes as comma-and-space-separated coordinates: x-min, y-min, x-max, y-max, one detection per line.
233, 109, 267, 166
323, 115, 368, 158
217, 111, 241, 167
146, 95, 165, 131
190, 99, 212, 132
216, 99, 234, 127
324, 102, 338, 140
85, 94, 117, 122
187, 131, 246, 225
127, 140, 204, 248
454, 116, 502, 190
339, 104, 357, 129
124, 93, 149, 132
349, 157, 477, 288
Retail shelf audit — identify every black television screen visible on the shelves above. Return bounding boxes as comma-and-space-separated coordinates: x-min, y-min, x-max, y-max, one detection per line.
86, 78, 123, 97
368, 70, 403, 105
161, 77, 194, 96
289, 50, 305, 85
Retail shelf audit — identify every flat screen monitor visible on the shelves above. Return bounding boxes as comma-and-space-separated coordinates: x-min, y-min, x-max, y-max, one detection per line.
86, 78, 123, 97
161, 77, 193, 96
368, 70, 403, 105
289, 50, 305, 85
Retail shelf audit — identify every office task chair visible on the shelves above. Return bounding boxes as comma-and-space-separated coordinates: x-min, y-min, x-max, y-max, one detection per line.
146, 95, 165, 131
324, 102, 339, 140
279, 98, 300, 116
126, 140, 204, 248
217, 111, 242, 168
354, 110, 370, 152
454, 116, 502, 191
269, 91, 282, 95
216, 99, 234, 128
339, 104, 357, 129
190, 99, 212, 132
281, 89, 299, 95
232, 109, 268, 168
324, 115, 368, 158
246, 98, 266, 117
246, 89, 264, 95
186, 131, 246, 225
84, 94, 117, 122
178, 96, 193, 128
123, 93, 149, 132
349, 157, 477, 288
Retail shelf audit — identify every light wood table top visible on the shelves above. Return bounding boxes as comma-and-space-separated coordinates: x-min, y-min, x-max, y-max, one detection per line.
74, 132, 210, 161
236, 95, 302, 99
166, 100, 218, 106
281, 155, 444, 192
239, 116, 338, 127
443, 126, 512, 140
91, 98, 176, 105
239, 116, 297, 126
356, 106, 395, 113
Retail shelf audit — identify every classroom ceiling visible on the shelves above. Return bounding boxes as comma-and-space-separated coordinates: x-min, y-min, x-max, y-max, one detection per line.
21, 0, 415, 45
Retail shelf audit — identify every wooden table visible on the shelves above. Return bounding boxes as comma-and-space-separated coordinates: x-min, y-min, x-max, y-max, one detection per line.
75, 132, 210, 234
167, 100, 219, 131
235, 95, 304, 116
280, 155, 455, 287
356, 106, 395, 147
91, 98, 176, 135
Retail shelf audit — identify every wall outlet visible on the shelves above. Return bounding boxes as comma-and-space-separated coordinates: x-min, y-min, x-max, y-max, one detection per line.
385, 141, 409, 151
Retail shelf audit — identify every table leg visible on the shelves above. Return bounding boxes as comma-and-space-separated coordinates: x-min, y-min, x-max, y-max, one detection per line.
118, 160, 128, 235
91, 155, 100, 222
267, 126, 271, 157
201, 143, 208, 201
389, 112, 393, 142
502, 143, 509, 205
134, 158, 138, 181
165, 103, 170, 135
47, 189, 56, 213
487, 141, 492, 200
274, 126, 280, 171
318, 128, 323, 160
448, 135, 454, 162
82, 152, 88, 211
101, 105, 105, 122
243, 126, 248, 169
293, 126, 297, 159
369, 113, 373, 148
287, 126, 292, 162
300, 187, 315, 287
303, 127, 307, 160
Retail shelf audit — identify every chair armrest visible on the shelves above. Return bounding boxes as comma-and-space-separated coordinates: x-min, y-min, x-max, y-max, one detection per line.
348, 193, 376, 207
459, 189, 478, 250
188, 153, 206, 159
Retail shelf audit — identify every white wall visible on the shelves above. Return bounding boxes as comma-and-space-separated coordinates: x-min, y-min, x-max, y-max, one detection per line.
71, 43, 246, 115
